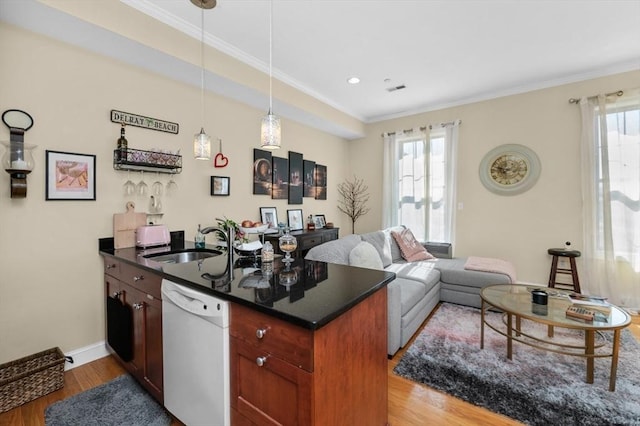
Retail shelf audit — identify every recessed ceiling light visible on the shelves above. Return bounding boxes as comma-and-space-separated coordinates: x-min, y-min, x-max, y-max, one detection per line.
347, 76, 360, 85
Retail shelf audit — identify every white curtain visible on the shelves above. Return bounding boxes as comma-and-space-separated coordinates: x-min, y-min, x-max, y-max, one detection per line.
382, 132, 400, 229
443, 121, 460, 247
579, 90, 640, 311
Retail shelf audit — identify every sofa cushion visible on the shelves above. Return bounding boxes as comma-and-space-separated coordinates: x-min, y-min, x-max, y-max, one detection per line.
397, 278, 427, 316
384, 225, 406, 262
349, 241, 384, 270
385, 261, 441, 294
304, 234, 362, 265
435, 258, 511, 288
391, 228, 435, 262
361, 231, 393, 267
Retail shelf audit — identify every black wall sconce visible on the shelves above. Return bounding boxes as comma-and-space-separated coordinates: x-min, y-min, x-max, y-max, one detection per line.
1, 109, 36, 198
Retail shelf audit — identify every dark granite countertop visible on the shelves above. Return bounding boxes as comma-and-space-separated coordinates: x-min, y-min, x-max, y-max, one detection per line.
99, 238, 395, 330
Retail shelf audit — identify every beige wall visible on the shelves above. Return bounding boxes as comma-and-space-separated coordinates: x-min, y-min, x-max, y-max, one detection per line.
350, 69, 640, 286
0, 23, 350, 364
2, 18, 638, 365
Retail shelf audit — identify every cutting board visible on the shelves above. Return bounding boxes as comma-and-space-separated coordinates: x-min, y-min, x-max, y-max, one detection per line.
113, 202, 147, 249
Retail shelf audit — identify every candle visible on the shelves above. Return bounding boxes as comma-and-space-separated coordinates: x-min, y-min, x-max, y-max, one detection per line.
11, 160, 28, 170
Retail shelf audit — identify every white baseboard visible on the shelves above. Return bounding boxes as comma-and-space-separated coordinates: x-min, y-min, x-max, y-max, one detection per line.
63, 341, 111, 371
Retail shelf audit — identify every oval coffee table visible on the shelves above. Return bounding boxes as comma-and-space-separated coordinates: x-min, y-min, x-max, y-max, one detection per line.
480, 284, 631, 391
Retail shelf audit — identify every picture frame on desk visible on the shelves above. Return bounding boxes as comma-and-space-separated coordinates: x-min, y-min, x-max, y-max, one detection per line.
287, 209, 304, 231
314, 214, 326, 229
260, 207, 279, 229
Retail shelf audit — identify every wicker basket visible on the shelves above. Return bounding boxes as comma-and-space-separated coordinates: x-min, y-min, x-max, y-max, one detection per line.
0, 347, 65, 413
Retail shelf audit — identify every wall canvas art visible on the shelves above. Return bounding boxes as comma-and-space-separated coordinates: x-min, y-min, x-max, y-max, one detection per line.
288, 151, 303, 204
253, 149, 272, 195
272, 156, 289, 200
303, 159, 315, 198
314, 164, 327, 200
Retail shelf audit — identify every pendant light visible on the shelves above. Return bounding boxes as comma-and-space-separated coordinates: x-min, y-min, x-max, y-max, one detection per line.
192, 0, 216, 160
260, 0, 281, 150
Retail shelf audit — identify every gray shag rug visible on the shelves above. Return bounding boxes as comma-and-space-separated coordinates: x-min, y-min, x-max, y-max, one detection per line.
45, 374, 170, 426
393, 303, 640, 426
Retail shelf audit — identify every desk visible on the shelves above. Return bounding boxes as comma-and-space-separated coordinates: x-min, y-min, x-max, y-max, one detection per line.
263, 228, 339, 258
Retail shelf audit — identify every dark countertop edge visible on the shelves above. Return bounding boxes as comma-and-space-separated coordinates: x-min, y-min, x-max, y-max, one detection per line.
157, 268, 394, 330
99, 238, 395, 331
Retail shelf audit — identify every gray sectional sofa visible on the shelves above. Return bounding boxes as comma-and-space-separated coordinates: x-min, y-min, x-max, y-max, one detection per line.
304, 226, 513, 356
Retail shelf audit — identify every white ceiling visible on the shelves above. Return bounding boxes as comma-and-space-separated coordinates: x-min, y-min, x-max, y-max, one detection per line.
2, 0, 639, 139
125, 0, 640, 122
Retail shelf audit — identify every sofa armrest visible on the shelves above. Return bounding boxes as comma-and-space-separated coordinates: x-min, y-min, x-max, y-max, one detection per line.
423, 242, 452, 259
386, 280, 402, 356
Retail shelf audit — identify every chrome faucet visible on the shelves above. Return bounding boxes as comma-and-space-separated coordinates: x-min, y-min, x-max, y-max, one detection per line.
201, 225, 235, 280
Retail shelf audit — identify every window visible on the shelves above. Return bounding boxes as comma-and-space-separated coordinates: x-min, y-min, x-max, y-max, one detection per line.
384, 125, 457, 243
596, 103, 640, 267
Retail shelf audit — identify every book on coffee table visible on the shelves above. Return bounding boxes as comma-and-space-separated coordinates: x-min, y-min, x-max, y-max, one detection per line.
566, 305, 609, 322
566, 293, 612, 313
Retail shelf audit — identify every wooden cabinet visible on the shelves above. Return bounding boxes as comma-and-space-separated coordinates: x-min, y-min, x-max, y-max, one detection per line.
230, 287, 388, 426
264, 228, 339, 258
103, 256, 163, 403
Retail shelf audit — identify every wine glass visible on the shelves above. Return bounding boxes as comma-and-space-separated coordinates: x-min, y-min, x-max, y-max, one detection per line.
278, 228, 297, 263
166, 174, 178, 195
136, 171, 148, 196
152, 172, 163, 196
123, 170, 135, 196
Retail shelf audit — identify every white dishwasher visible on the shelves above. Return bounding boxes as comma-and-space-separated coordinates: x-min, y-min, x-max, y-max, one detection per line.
161, 279, 230, 426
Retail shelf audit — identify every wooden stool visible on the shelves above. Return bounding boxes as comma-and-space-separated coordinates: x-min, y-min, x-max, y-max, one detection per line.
547, 248, 581, 293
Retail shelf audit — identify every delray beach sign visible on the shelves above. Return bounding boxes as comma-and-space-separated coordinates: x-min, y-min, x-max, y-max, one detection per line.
111, 110, 179, 134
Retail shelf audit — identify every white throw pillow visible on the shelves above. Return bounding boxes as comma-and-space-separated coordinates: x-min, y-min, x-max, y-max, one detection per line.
349, 241, 384, 270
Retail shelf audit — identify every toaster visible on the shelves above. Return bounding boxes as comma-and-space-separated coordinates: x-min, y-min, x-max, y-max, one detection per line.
136, 224, 171, 248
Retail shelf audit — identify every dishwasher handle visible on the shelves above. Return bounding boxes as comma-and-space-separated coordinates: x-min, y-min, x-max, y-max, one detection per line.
164, 289, 218, 317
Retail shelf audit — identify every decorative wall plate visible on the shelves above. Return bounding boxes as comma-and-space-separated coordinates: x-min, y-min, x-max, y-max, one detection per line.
479, 144, 541, 196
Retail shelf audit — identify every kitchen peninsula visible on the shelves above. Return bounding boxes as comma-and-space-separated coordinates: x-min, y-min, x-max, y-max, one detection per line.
99, 238, 394, 425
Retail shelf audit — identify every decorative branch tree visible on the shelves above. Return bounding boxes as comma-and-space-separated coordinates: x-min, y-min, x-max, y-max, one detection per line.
337, 176, 371, 234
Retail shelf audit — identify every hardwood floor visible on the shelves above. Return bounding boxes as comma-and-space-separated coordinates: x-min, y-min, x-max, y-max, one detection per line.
2, 309, 639, 426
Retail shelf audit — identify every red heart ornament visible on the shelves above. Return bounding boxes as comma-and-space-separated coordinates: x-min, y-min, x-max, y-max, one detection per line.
214, 152, 229, 168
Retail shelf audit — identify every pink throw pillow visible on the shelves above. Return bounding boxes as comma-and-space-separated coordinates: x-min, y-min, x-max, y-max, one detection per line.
391, 228, 435, 262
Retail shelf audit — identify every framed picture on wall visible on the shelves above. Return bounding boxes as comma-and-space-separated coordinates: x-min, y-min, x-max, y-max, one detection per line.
45, 150, 96, 201
288, 151, 303, 204
287, 209, 304, 231
314, 164, 327, 200
303, 159, 315, 198
260, 207, 279, 229
253, 149, 272, 195
210, 176, 230, 196
272, 156, 289, 200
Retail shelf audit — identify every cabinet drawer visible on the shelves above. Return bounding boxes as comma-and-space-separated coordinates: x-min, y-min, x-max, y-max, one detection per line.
103, 257, 121, 279
231, 338, 312, 426
230, 304, 313, 371
119, 262, 162, 299
299, 235, 322, 250
321, 229, 338, 242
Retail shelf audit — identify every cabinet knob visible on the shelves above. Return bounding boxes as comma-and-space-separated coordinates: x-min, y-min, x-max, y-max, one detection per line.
106, 264, 116, 269
133, 275, 144, 282
133, 303, 144, 310
256, 356, 268, 367
256, 328, 268, 339
112, 291, 122, 298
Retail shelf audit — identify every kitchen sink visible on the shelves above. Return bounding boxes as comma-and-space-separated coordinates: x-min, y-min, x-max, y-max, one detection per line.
143, 249, 222, 264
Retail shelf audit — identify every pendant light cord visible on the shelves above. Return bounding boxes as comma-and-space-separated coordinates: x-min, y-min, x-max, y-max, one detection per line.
200, 2, 205, 127
269, 0, 273, 113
